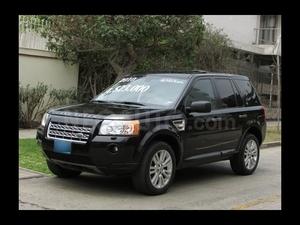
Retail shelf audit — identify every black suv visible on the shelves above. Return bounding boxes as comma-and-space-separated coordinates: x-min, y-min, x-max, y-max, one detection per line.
37, 72, 266, 195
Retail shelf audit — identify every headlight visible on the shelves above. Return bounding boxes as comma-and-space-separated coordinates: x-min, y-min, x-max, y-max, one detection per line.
99, 120, 140, 136
41, 113, 49, 127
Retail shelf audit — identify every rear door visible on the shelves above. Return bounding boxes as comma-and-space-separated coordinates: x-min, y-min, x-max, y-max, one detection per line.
233, 78, 265, 136
210, 77, 244, 152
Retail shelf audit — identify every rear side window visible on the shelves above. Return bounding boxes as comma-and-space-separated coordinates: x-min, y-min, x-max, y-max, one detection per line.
234, 79, 260, 106
231, 81, 243, 106
214, 78, 237, 108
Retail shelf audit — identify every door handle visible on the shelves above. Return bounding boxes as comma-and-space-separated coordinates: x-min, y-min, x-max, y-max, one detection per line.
238, 114, 247, 118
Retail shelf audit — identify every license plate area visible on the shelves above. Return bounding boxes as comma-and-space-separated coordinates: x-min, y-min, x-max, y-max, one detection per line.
53, 140, 72, 154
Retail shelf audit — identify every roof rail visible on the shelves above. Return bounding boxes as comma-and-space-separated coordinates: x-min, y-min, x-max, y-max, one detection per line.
190, 69, 207, 73
145, 69, 208, 74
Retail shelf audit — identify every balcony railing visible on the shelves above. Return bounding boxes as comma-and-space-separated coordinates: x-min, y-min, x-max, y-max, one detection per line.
19, 16, 50, 51
253, 28, 280, 45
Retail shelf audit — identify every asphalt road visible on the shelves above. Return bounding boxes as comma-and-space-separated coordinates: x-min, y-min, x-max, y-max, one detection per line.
19, 146, 281, 210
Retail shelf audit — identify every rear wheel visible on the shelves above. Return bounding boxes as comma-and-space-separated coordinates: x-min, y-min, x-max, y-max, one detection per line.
47, 160, 81, 178
230, 134, 260, 175
132, 142, 176, 195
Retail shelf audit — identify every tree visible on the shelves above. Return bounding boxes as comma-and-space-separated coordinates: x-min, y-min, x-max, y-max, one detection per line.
35, 15, 232, 99
195, 24, 233, 71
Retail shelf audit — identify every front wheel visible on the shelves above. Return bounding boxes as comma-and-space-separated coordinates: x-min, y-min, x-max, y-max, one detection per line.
230, 134, 260, 175
132, 142, 176, 195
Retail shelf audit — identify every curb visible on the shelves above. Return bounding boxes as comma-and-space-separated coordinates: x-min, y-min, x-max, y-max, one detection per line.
19, 129, 37, 139
261, 141, 281, 149
19, 167, 51, 177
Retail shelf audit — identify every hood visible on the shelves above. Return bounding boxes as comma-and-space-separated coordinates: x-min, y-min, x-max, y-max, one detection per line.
49, 102, 174, 120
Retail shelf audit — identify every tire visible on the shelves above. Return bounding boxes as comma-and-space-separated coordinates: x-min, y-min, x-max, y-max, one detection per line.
47, 160, 81, 178
230, 134, 260, 175
132, 141, 176, 195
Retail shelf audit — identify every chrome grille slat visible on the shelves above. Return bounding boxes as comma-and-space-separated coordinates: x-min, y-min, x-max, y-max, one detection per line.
48, 130, 89, 140
47, 121, 92, 144
50, 123, 91, 133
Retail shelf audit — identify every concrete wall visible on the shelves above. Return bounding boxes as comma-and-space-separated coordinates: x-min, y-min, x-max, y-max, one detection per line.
203, 15, 259, 45
19, 48, 79, 124
19, 48, 78, 90
19, 48, 78, 89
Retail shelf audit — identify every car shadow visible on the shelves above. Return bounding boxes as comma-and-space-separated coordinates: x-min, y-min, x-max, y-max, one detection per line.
173, 161, 235, 187
49, 173, 136, 195
47, 161, 236, 196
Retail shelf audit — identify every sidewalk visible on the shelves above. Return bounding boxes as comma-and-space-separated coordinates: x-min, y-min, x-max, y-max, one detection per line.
19, 129, 37, 139
19, 167, 46, 179
19, 146, 281, 210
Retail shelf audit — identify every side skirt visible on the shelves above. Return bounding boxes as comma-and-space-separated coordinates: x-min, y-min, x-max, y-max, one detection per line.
180, 149, 236, 168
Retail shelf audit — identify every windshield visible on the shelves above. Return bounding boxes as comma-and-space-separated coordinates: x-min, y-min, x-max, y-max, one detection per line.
93, 75, 189, 108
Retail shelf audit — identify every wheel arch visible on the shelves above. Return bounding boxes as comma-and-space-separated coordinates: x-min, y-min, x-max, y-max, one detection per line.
136, 129, 183, 167
246, 126, 263, 145
240, 125, 263, 148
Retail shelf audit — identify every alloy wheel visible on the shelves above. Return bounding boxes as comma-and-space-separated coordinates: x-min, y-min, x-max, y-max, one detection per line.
244, 139, 258, 170
149, 150, 173, 189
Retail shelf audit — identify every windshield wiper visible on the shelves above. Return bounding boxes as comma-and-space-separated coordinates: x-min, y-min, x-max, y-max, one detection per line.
111, 101, 145, 106
91, 100, 145, 106
90, 100, 109, 103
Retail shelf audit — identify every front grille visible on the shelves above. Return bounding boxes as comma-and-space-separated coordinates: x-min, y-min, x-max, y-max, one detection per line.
47, 121, 92, 144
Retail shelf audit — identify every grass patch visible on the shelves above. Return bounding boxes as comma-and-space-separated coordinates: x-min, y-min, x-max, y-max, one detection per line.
19, 138, 51, 175
264, 126, 281, 143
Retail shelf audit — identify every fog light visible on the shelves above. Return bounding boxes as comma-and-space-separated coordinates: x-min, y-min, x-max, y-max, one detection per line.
113, 146, 119, 153
108, 145, 119, 153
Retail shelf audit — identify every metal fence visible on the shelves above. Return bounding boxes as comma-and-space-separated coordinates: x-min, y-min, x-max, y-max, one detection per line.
19, 16, 50, 51
224, 59, 280, 108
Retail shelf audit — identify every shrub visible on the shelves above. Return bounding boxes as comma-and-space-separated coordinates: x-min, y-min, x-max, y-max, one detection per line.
19, 83, 48, 128
48, 87, 78, 106
19, 82, 78, 128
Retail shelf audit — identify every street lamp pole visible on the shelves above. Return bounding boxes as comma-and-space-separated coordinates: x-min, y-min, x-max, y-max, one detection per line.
276, 55, 281, 131
269, 65, 275, 108
273, 34, 281, 131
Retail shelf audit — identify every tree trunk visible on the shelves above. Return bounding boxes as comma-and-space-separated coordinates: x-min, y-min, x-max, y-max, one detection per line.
108, 46, 139, 83
88, 75, 97, 97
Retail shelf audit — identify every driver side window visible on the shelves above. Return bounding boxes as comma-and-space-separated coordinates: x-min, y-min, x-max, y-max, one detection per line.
185, 79, 217, 110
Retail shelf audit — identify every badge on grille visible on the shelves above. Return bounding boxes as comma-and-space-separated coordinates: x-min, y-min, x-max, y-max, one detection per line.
75, 133, 85, 139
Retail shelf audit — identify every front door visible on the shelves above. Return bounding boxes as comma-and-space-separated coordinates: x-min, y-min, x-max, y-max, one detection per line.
183, 78, 224, 160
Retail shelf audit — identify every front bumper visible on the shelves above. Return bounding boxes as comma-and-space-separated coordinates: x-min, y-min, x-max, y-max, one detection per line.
36, 127, 141, 175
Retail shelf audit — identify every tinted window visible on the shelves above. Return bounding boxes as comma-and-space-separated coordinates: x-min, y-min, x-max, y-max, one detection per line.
214, 78, 237, 108
234, 79, 260, 106
231, 81, 243, 106
185, 79, 217, 109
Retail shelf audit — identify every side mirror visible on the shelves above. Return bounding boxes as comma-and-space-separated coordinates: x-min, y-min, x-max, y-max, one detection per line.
188, 101, 211, 113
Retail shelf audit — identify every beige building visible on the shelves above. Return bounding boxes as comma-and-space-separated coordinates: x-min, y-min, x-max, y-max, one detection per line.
19, 17, 79, 90
203, 15, 281, 119
203, 15, 281, 56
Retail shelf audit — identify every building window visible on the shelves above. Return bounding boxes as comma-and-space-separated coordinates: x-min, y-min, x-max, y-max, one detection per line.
258, 15, 278, 45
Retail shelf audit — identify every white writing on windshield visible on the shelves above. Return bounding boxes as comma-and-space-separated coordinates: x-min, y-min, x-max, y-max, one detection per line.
105, 84, 150, 94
